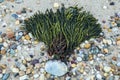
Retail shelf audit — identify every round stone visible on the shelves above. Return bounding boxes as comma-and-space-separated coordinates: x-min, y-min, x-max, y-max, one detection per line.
84, 43, 91, 49
103, 6, 107, 9
103, 66, 111, 72
0, 49, 6, 55
96, 74, 102, 79
45, 60, 68, 76
53, 3, 59, 8
24, 35, 30, 40
12, 68, 19, 73
3, 42, 8, 48
77, 57, 82, 61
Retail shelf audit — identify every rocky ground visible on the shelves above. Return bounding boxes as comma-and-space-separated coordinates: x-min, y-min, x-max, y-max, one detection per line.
0, 0, 120, 80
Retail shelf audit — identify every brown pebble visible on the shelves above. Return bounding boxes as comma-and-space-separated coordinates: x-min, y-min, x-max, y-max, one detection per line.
0, 49, 6, 55
112, 56, 117, 61
6, 32, 14, 39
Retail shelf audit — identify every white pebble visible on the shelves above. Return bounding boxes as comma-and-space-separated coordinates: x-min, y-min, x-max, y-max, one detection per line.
20, 75, 29, 80
33, 74, 39, 79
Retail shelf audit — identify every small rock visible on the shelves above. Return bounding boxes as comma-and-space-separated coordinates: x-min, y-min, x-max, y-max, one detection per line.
34, 74, 39, 79
96, 74, 102, 80
19, 71, 25, 76
2, 73, 10, 80
20, 75, 29, 80
1, 33, 6, 38
2, 22, 7, 27
0, 49, 6, 55
6, 31, 14, 39
31, 59, 39, 65
0, 38, 3, 43
15, 20, 20, 25
77, 57, 82, 61
110, 2, 115, 6
24, 35, 30, 40
84, 43, 91, 49
116, 40, 120, 45
103, 48, 109, 53
26, 57, 32, 62
71, 64, 77, 68
26, 69, 31, 74
103, 66, 111, 73
112, 56, 117, 61
20, 65, 26, 71
11, 14, 18, 19
12, 67, 19, 73
53, 3, 59, 8
40, 68, 45, 73
117, 62, 120, 67
39, 74, 45, 80
103, 6, 107, 9
0, 74, 3, 78
3, 42, 8, 47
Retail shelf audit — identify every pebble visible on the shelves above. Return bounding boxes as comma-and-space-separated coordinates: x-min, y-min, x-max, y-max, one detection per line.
110, 2, 115, 6
26, 68, 31, 74
33, 74, 39, 78
20, 65, 26, 71
53, 3, 59, 8
0, 74, 3, 78
0, 38, 3, 43
6, 31, 14, 39
2, 73, 10, 80
20, 75, 29, 80
39, 74, 45, 80
117, 62, 120, 67
96, 74, 102, 79
1, 49, 6, 55
15, 20, 20, 25
19, 71, 25, 76
103, 6, 107, 9
12, 67, 19, 73
24, 35, 30, 40
3, 42, 8, 48
103, 66, 111, 72
84, 43, 91, 49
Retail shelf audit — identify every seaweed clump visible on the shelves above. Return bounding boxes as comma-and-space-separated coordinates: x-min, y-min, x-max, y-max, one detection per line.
24, 5, 102, 61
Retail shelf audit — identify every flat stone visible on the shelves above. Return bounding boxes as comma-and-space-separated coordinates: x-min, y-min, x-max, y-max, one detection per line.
45, 60, 68, 76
